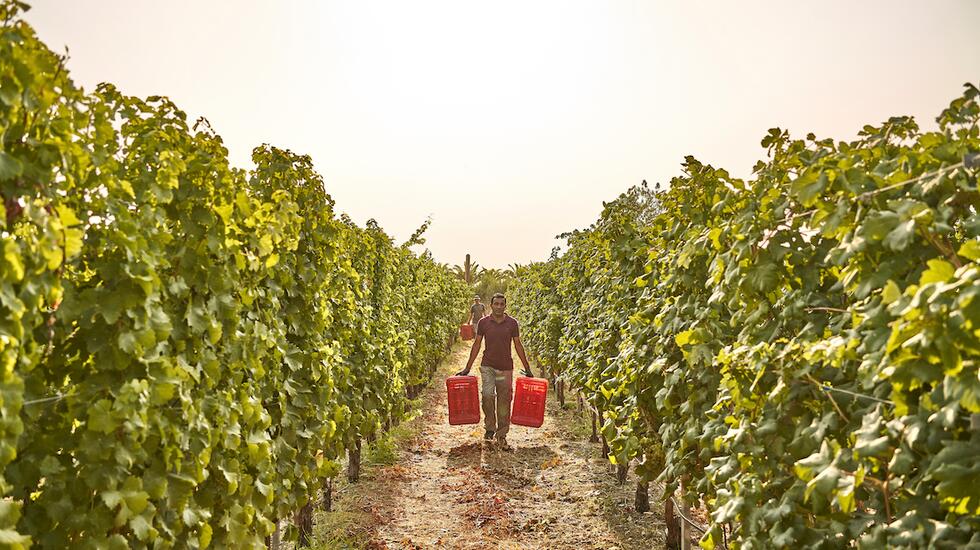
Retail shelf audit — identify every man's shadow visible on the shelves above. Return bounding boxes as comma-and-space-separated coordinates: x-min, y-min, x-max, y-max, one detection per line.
480, 443, 559, 489
446, 441, 483, 471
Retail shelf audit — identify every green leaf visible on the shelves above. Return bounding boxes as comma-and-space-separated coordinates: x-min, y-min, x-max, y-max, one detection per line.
0, 152, 23, 180
837, 480, 856, 514
208, 322, 222, 345
214, 203, 233, 224
708, 227, 722, 249
675, 330, 695, 347
855, 435, 890, 458
861, 211, 900, 241
745, 262, 778, 292
100, 488, 122, 508
55, 205, 81, 227
129, 515, 156, 541
920, 258, 954, 285
64, 228, 83, 259
805, 464, 840, 503
883, 219, 915, 251
2, 240, 24, 282
39, 455, 62, 476
790, 169, 827, 207
88, 399, 118, 434
882, 280, 902, 304
958, 240, 980, 262
199, 523, 213, 548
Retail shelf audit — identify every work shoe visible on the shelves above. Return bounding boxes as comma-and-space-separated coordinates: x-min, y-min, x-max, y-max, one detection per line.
495, 438, 513, 451
483, 430, 495, 441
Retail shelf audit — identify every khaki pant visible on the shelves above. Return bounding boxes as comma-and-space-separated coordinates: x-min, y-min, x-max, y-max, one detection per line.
480, 366, 513, 439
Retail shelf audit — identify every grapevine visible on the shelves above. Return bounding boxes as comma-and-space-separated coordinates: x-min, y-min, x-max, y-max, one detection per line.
512, 88, 980, 548
0, 5, 468, 547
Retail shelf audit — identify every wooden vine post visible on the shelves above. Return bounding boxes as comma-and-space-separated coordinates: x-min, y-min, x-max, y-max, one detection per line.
295, 503, 314, 547
322, 477, 334, 512
348, 439, 363, 483
635, 478, 650, 512
665, 497, 681, 550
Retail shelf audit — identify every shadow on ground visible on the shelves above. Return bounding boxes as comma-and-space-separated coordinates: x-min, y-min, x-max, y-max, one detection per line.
446, 441, 482, 470
446, 441, 562, 497
547, 398, 667, 549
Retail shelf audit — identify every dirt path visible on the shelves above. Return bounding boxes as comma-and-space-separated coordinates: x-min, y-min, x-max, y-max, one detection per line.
320, 342, 666, 549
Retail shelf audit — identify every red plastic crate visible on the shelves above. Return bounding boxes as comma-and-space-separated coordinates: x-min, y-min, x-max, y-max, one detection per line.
459, 324, 474, 340
446, 375, 480, 425
511, 376, 548, 428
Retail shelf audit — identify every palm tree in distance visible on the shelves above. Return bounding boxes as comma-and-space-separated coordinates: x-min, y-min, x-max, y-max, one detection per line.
451, 263, 483, 284
454, 256, 523, 300
472, 267, 510, 302
452, 253, 487, 285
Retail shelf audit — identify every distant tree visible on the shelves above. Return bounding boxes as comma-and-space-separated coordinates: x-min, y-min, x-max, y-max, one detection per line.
473, 267, 511, 302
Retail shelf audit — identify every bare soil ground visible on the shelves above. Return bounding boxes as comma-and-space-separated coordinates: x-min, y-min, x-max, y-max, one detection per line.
308, 342, 667, 549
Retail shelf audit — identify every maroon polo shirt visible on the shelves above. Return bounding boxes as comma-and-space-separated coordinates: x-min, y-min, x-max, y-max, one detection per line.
477, 314, 520, 371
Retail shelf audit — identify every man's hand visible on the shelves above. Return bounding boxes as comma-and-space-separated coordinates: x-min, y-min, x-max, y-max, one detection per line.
521, 368, 533, 378
455, 368, 471, 377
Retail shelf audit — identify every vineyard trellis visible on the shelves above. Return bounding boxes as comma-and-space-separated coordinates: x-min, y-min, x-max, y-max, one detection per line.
3, 2, 980, 548
0, 4, 468, 547
511, 85, 980, 548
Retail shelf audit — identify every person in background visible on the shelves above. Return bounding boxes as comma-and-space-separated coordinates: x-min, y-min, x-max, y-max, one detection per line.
469, 295, 486, 330
456, 293, 532, 450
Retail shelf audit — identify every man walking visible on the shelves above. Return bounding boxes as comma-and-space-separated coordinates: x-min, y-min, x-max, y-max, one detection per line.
456, 293, 532, 450
469, 295, 485, 331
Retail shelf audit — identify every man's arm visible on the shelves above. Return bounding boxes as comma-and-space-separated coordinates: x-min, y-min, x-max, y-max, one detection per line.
456, 334, 482, 376
513, 336, 533, 377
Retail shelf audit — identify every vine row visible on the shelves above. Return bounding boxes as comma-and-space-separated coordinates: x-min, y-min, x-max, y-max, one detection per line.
512, 84, 980, 548
0, 5, 468, 547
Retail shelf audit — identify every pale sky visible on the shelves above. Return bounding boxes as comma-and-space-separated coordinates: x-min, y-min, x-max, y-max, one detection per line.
26, 1, 980, 268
